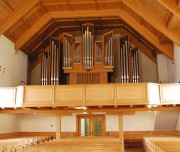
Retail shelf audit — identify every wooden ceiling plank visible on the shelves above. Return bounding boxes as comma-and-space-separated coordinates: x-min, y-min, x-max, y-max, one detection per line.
122, 0, 180, 46
15, 10, 119, 50
15, 9, 173, 59
0, 0, 40, 35
156, 0, 180, 18
15, 13, 51, 51
116, 9, 174, 59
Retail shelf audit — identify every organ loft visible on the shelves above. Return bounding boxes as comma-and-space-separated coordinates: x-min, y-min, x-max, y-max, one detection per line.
41, 23, 139, 85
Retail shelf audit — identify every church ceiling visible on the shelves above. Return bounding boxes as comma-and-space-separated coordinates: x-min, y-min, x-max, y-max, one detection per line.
0, 0, 179, 61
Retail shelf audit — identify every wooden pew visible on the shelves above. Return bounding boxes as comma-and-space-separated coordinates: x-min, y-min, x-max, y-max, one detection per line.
22, 137, 124, 152
0, 135, 52, 152
144, 137, 180, 152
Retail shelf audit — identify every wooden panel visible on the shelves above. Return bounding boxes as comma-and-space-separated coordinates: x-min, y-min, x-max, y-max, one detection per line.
159, 83, 180, 104
147, 83, 160, 105
15, 86, 24, 107
24, 85, 54, 106
0, 87, 16, 107
115, 83, 147, 105
54, 85, 84, 106
86, 84, 114, 105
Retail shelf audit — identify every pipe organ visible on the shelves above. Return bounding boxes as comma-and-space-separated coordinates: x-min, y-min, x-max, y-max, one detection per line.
63, 23, 114, 84
41, 37, 61, 85
63, 33, 73, 68
120, 35, 139, 83
40, 24, 142, 85
130, 47, 139, 83
41, 51, 48, 85
104, 32, 113, 67
82, 24, 94, 68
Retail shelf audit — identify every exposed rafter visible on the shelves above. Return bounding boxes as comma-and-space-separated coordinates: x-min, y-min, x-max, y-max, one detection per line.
15, 13, 51, 51
156, 0, 180, 18
122, 0, 180, 46
116, 9, 174, 59
14, 9, 173, 59
0, 0, 40, 35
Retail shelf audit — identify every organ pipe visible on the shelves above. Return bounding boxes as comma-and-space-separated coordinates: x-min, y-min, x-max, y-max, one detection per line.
104, 31, 113, 67
41, 51, 48, 85
82, 24, 94, 68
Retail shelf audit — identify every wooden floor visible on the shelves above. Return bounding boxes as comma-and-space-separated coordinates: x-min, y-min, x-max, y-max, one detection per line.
22, 137, 123, 152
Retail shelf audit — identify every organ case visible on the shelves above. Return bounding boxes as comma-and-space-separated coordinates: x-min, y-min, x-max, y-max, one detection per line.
63, 23, 114, 84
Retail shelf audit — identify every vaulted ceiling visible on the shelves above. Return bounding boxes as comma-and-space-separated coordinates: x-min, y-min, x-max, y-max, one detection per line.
0, 0, 179, 61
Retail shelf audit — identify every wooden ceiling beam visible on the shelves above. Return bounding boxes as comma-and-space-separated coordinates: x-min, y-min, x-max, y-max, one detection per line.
156, 0, 180, 18
15, 13, 51, 51
15, 10, 119, 50
116, 9, 174, 59
0, 106, 179, 114
0, 0, 40, 35
49, 10, 119, 19
122, 0, 180, 46
15, 9, 173, 59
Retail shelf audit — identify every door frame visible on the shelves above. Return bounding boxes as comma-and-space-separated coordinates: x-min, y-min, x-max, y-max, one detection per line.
76, 114, 106, 136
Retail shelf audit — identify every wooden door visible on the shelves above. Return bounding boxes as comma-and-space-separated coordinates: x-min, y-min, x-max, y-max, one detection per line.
77, 114, 105, 136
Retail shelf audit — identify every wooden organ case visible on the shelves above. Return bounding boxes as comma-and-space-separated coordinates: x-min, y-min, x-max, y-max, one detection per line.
63, 23, 114, 84
120, 35, 139, 83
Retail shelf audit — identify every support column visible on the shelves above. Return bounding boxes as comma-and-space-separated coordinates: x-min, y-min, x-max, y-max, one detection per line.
119, 115, 124, 151
56, 116, 61, 140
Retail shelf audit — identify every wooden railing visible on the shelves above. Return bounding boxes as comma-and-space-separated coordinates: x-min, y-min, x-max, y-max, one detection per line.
0, 83, 180, 108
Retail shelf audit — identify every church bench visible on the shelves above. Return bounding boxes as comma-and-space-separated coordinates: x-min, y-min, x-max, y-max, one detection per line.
0, 135, 51, 152
21, 137, 124, 152
144, 137, 180, 152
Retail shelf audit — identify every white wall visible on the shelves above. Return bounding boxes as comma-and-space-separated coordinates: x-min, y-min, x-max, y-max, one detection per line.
0, 35, 28, 134
31, 63, 41, 85
0, 114, 20, 133
0, 35, 28, 87
61, 114, 76, 132
19, 114, 56, 132
167, 44, 180, 83
139, 51, 157, 82
124, 112, 155, 131
157, 54, 169, 83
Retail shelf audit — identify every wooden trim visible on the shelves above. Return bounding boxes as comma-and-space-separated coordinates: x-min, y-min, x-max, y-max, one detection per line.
56, 116, 61, 140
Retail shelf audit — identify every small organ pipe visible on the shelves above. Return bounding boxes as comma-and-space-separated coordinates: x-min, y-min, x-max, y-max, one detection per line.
136, 51, 139, 83
125, 41, 129, 83
120, 48, 124, 83
110, 37, 113, 66
51, 41, 54, 85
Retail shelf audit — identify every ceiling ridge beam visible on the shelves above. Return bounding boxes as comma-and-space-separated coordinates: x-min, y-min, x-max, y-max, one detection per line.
15, 13, 51, 51
0, 0, 40, 35
122, 0, 180, 46
156, 0, 180, 19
